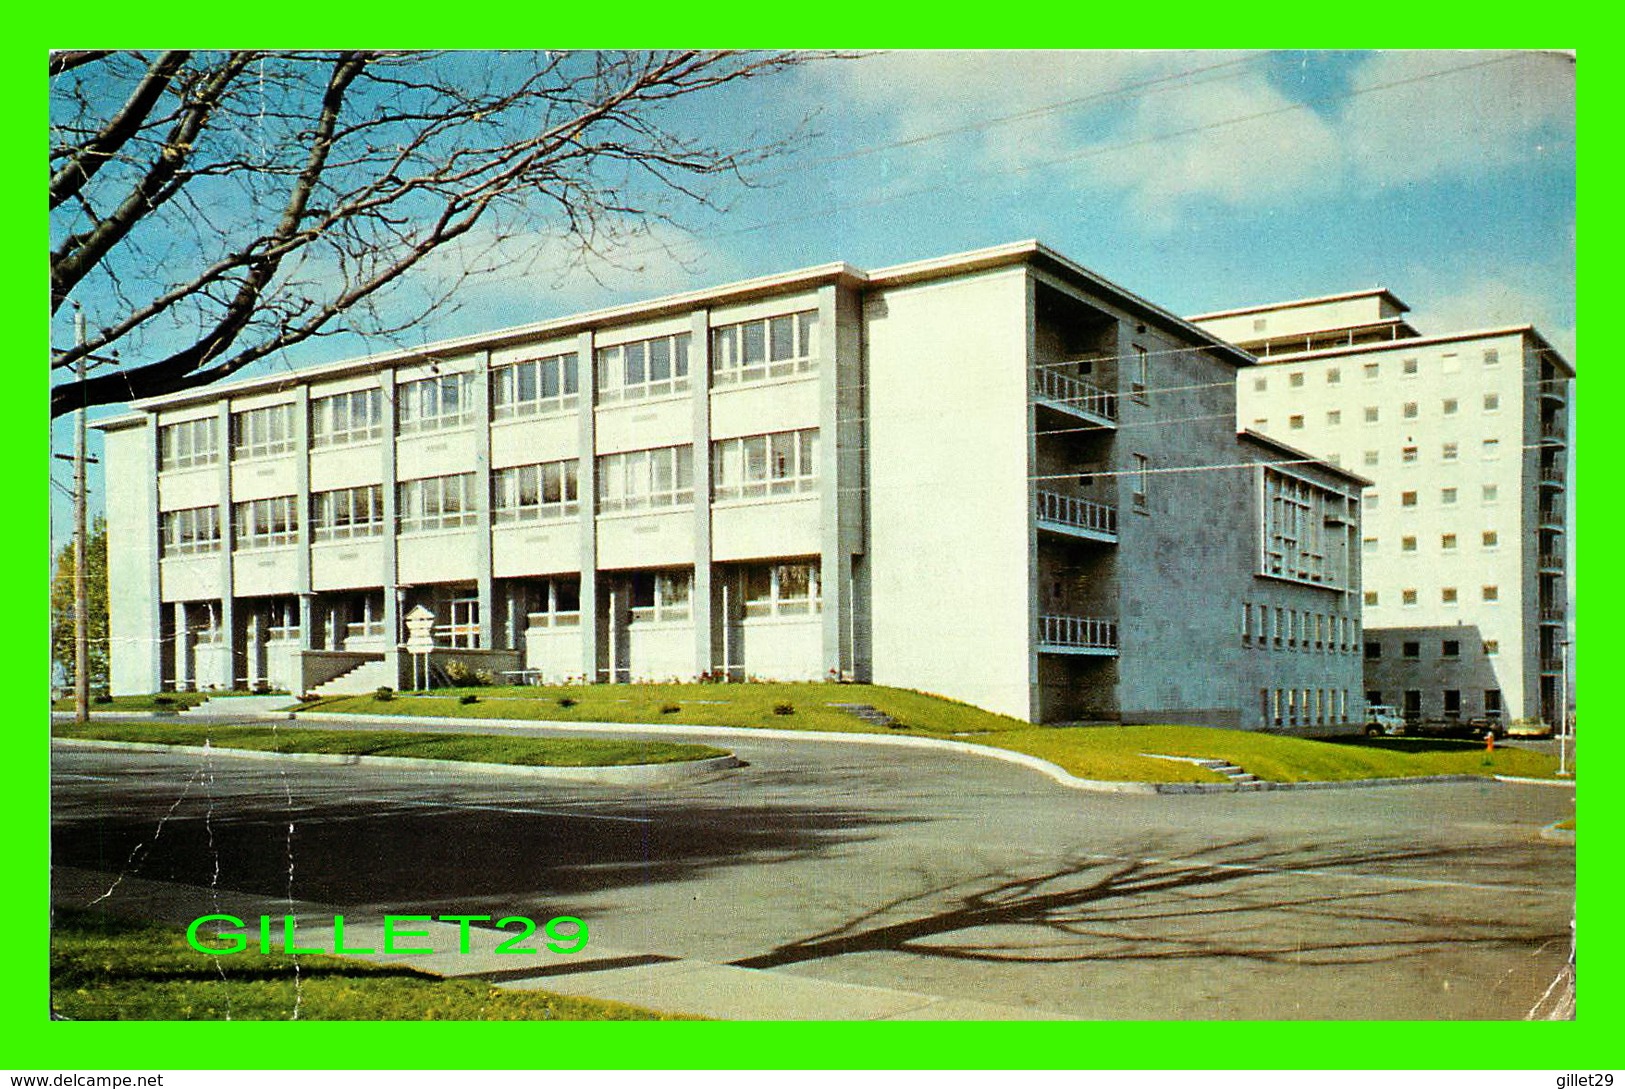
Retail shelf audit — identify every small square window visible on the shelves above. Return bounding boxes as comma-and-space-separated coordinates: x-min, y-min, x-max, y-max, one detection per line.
1289, 372, 1304, 388
1402, 446, 1418, 463
1482, 530, 1499, 548
1364, 591, 1379, 607
1441, 352, 1461, 374
1253, 418, 1269, 430
1442, 398, 1459, 415
1365, 406, 1380, 423
1441, 533, 1457, 550
1364, 362, 1380, 380
1482, 585, 1499, 602
1253, 377, 1268, 392
1403, 358, 1419, 375
1362, 537, 1378, 553
1402, 589, 1418, 606
1442, 587, 1458, 604
1289, 414, 1305, 430
1401, 536, 1417, 552
1401, 491, 1418, 507
1403, 402, 1419, 419
1441, 487, 1457, 504
1442, 639, 1460, 658
1483, 640, 1499, 656
1327, 410, 1342, 426
1482, 439, 1500, 459
1365, 641, 1381, 660
1363, 450, 1379, 467
1484, 348, 1500, 366
1402, 641, 1421, 659
1482, 485, 1499, 503
1442, 442, 1458, 461
1327, 367, 1341, 385
1483, 392, 1500, 412
1366, 492, 1379, 509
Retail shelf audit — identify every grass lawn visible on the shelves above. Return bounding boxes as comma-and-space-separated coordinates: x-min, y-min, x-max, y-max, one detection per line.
52, 720, 727, 768
311, 683, 1567, 783
52, 910, 688, 1020
51, 692, 213, 712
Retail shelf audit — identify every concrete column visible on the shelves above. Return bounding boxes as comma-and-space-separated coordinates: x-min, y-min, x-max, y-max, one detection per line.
689, 308, 714, 678
145, 418, 163, 690
293, 384, 312, 617
215, 401, 236, 688
246, 609, 264, 689
474, 351, 495, 649
174, 601, 191, 690
576, 330, 600, 681
298, 592, 315, 650
818, 284, 856, 681
380, 370, 401, 680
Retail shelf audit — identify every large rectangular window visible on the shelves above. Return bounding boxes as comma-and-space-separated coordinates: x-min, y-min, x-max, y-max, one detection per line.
712, 428, 819, 501
311, 484, 385, 541
741, 560, 821, 618
311, 387, 385, 446
397, 373, 476, 433
628, 569, 692, 624
712, 311, 819, 385
232, 496, 299, 549
230, 403, 297, 460
492, 352, 579, 419
525, 578, 582, 629
160, 506, 222, 556
596, 445, 694, 512
398, 473, 478, 533
493, 460, 580, 523
158, 418, 219, 471
595, 333, 690, 403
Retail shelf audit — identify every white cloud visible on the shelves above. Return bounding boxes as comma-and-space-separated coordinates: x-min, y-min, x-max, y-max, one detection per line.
1341, 51, 1575, 187
1410, 274, 1575, 361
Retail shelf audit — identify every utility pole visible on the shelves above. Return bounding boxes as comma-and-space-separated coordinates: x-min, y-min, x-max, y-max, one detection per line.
73, 305, 89, 725
1558, 638, 1571, 777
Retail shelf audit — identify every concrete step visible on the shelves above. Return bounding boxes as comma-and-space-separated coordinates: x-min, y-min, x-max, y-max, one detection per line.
825, 702, 902, 728
314, 658, 397, 696
179, 694, 299, 716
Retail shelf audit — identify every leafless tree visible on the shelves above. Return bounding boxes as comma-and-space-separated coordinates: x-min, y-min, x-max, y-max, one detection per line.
50, 50, 810, 417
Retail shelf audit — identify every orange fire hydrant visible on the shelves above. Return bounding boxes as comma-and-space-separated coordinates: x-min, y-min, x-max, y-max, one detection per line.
1484, 730, 1496, 754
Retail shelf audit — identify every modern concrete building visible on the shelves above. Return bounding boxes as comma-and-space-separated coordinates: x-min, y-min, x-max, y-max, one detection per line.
1191, 290, 1573, 728
98, 241, 1365, 728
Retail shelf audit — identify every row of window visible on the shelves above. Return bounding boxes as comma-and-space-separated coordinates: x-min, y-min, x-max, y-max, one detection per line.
1364, 531, 1501, 553
1262, 687, 1352, 728
1364, 586, 1499, 607
158, 312, 822, 469
1368, 690, 1503, 719
1252, 347, 1502, 392
1241, 603, 1359, 652
1260, 468, 1350, 587
1368, 483, 1502, 509
1269, 393, 1504, 434
1366, 638, 1498, 661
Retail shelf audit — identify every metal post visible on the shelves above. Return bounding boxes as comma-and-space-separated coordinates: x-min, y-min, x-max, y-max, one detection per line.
73, 306, 90, 724
1558, 639, 1571, 777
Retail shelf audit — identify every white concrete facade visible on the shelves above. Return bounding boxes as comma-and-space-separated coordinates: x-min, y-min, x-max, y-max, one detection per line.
98, 241, 1365, 728
1192, 292, 1573, 727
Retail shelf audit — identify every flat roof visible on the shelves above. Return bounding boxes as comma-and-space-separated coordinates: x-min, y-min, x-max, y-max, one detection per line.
1189, 287, 1410, 322
1249, 324, 1575, 377
96, 240, 1259, 423
1238, 428, 1373, 489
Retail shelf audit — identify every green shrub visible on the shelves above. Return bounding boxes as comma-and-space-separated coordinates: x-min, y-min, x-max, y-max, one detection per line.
474, 669, 495, 686
558, 697, 577, 709
153, 695, 174, 707
660, 703, 681, 715
92, 693, 113, 705
773, 703, 794, 716
459, 693, 479, 705
443, 660, 473, 686
374, 687, 394, 702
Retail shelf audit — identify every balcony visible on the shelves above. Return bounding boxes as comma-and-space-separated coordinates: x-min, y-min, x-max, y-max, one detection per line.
1539, 605, 1566, 625
1541, 656, 1564, 675
1033, 367, 1118, 427
1037, 614, 1119, 655
1035, 490, 1118, 543
1538, 507, 1566, 531
1539, 551, 1565, 573
1540, 416, 1568, 443
1539, 463, 1566, 490
1539, 381, 1568, 405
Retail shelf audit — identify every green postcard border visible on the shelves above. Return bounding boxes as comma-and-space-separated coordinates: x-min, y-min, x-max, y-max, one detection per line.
9, 11, 1610, 1071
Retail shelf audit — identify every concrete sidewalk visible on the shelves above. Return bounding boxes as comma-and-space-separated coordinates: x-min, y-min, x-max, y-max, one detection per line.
51, 866, 1068, 1021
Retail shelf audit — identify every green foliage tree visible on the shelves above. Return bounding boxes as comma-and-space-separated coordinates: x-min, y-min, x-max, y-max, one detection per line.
51, 518, 109, 687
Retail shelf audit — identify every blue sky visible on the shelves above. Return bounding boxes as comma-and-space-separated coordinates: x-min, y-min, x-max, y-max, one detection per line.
49, 49, 1576, 544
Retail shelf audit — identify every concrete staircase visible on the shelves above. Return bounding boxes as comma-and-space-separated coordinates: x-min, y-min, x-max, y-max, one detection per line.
313, 658, 398, 697
1141, 752, 1265, 790
826, 702, 904, 729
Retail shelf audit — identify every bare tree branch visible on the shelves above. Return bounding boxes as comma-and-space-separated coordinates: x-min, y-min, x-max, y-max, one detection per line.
50, 50, 820, 417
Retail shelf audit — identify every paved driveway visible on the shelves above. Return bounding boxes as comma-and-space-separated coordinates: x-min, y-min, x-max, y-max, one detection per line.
51, 721, 1575, 1019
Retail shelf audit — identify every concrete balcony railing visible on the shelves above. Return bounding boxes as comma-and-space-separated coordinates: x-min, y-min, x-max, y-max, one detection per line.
1539, 463, 1567, 488
1539, 605, 1566, 623
1538, 507, 1566, 530
1539, 551, 1566, 572
1035, 490, 1118, 539
1033, 367, 1118, 422
1540, 416, 1568, 442
1038, 614, 1119, 653
1541, 656, 1564, 675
